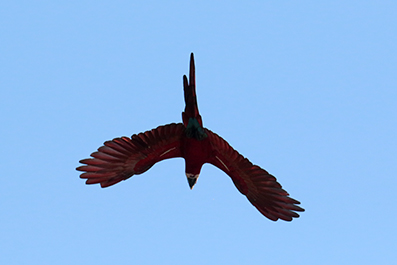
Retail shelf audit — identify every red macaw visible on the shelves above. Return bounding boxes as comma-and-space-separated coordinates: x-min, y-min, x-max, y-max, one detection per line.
77, 53, 304, 221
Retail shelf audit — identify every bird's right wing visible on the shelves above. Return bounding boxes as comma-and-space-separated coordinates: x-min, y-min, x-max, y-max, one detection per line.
77, 123, 185, 188
206, 129, 304, 221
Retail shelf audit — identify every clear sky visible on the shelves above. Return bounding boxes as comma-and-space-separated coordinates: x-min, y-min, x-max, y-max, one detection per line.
1, 1, 396, 264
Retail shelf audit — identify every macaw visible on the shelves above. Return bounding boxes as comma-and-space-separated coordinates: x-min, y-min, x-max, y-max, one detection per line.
77, 53, 304, 221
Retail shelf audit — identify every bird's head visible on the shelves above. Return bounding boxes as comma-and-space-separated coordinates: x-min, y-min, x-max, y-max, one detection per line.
186, 173, 200, 189
185, 156, 204, 189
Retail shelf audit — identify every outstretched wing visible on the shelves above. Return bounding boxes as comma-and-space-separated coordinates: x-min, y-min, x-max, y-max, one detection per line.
77, 123, 185, 188
206, 129, 304, 221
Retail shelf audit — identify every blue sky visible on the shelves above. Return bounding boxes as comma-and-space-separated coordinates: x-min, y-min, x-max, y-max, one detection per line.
1, 1, 396, 264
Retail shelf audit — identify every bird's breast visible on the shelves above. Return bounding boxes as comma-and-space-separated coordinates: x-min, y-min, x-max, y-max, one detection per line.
182, 137, 212, 173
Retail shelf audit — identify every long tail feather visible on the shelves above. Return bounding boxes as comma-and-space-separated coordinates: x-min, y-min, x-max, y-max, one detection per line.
182, 53, 202, 127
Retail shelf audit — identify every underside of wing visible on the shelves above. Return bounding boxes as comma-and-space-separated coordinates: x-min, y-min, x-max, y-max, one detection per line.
77, 123, 185, 188
206, 129, 304, 221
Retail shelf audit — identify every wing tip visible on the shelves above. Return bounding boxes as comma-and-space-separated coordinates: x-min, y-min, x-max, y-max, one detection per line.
249, 194, 305, 221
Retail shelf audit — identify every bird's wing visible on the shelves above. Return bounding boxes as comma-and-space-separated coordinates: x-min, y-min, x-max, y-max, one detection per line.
77, 123, 185, 188
206, 129, 304, 221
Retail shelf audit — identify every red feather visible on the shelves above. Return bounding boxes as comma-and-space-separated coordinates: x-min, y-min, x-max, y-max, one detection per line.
77, 53, 304, 221
77, 123, 184, 188
206, 129, 303, 221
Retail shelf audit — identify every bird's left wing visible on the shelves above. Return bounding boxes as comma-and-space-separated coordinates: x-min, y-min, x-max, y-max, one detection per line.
206, 129, 304, 221
77, 123, 185, 188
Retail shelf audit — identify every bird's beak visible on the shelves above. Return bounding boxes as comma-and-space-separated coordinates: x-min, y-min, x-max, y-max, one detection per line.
186, 173, 199, 189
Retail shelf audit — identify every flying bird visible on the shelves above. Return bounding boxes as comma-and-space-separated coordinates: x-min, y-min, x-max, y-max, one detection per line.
77, 53, 304, 221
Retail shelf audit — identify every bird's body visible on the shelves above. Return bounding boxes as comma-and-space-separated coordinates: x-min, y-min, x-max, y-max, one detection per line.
77, 53, 304, 221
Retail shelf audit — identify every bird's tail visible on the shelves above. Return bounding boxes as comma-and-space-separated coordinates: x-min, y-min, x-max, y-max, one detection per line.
182, 53, 202, 127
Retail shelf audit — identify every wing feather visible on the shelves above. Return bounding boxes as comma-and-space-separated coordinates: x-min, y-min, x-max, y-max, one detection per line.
77, 123, 185, 188
206, 129, 304, 221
